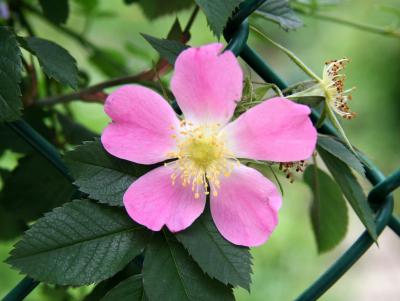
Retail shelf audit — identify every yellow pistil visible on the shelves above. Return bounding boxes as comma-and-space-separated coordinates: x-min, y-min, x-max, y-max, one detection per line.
166, 120, 238, 199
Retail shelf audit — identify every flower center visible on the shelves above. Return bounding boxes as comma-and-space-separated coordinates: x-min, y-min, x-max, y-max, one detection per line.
185, 137, 221, 168
322, 58, 356, 119
166, 120, 237, 199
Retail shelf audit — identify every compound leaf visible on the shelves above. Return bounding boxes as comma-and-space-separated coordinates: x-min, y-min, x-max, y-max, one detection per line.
7, 199, 149, 285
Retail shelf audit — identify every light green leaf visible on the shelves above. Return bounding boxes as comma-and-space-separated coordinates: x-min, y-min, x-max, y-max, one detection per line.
143, 231, 235, 301
255, 0, 303, 31
132, 0, 193, 20
142, 34, 188, 65
194, 0, 244, 37
101, 275, 147, 301
304, 165, 348, 253
20, 37, 79, 89
318, 147, 377, 240
38, 0, 69, 24
289, 96, 324, 107
176, 207, 252, 290
318, 135, 365, 175
7, 199, 149, 285
65, 140, 151, 206
0, 27, 23, 122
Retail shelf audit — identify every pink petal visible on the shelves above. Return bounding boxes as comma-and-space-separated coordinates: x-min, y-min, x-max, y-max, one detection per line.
171, 43, 243, 125
101, 85, 180, 164
210, 164, 281, 247
123, 165, 206, 232
222, 97, 317, 162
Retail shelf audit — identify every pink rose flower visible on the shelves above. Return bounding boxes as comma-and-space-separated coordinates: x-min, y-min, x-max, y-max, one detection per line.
101, 43, 317, 247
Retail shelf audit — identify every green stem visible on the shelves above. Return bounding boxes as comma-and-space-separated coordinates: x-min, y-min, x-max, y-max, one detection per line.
250, 25, 322, 82
325, 105, 356, 154
294, 8, 400, 39
315, 103, 327, 128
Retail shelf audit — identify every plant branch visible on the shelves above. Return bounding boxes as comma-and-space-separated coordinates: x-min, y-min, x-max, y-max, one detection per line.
295, 8, 400, 39
38, 71, 166, 106
37, 6, 200, 107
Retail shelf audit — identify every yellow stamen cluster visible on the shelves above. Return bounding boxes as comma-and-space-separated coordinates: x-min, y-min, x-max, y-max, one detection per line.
166, 120, 238, 199
322, 58, 356, 120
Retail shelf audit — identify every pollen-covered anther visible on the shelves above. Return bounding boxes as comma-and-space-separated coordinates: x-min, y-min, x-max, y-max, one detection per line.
166, 120, 238, 198
279, 160, 306, 183
322, 58, 356, 120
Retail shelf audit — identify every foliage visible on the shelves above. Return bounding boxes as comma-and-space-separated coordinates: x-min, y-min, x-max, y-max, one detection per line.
304, 165, 348, 253
0, 0, 398, 300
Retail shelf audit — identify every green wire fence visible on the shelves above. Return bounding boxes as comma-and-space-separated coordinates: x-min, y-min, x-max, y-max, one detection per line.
2, 0, 400, 300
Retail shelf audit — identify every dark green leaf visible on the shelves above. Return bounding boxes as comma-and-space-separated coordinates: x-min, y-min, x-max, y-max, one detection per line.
89, 49, 129, 77
0, 210, 26, 240
256, 0, 303, 31
7, 199, 149, 285
143, 231, 235, 301
38, 0, 69, 24
194, 0, 244, 37
176, 207, 252, 290
20, 37, 79, 89
0, 154, 74, 222
0, 27, 23, 122
142, 34, 188, 65
133, 0, 193, 20
0, 107, 56, 155
83, 260, 143, 301
101, 275, 147, 301
304, 165, 348, 253
57, 113, 97, 145
318, 147, 377, 240
167, 18, 185, 41
65, 140, 151, 206
318, 135, 365, 175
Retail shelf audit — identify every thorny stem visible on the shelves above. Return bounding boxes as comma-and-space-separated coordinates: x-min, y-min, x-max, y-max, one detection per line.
36, 5, 200, 106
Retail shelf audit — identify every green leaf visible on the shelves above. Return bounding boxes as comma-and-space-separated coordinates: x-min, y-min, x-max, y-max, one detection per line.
133, 0, 193, 20
303, 165, 348, 253
175, 207, 252, 290
83, 261, 143, 301
20, 37, 79, 89
7, 199, 150, 285
253, 85, 272, 102
57, 113, 97, 145
194, 0, 244, 37
143, 231, 235, 301
317, 135, 365, 175
167, 18, 185, 41
0, 27, 23, 122
89, 49, 129, 77
142, 34, 188, 65
256, 0, 303, 31
65, 140, 151, 206
0, 108, 56, 155
289, 96, 324, 107
101, 275, 147, 301
38, 0, 69, 24
0, 154, 75, 222
318, 147, 377, 240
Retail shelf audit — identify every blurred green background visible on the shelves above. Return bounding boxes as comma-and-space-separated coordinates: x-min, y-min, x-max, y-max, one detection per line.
1, 0, 399, 300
